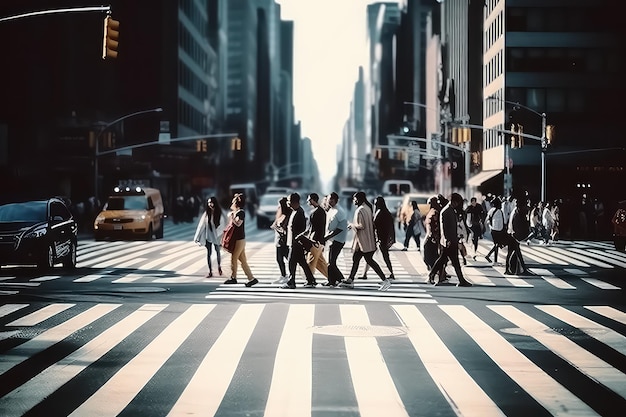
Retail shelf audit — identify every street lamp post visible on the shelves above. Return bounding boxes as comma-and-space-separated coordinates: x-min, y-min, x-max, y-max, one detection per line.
94, 107, 163, 200
487, 95, 548, 201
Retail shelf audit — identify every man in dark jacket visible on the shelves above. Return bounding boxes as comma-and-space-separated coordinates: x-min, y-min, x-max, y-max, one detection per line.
427, 193, 473, 287
281, 193, 317, 289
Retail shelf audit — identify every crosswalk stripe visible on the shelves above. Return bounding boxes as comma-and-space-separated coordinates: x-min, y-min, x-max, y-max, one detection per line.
6, 303, 75, 326
530, 268, 576, 289
1, 302, 625, 415
537, 305, 626, 356
393, 305, 505, 417
341, 305, 409, 417
442, 305, 599, 416
0, 304, 165, 417
489, 305, 626, 399
0, 303, 121, 375
550, 247, 614, 269
0, 304, 28, 319
585, 306, 626, 325
168, 304, 262, 417
264, 304, 316, 416
69, 304, 212, 417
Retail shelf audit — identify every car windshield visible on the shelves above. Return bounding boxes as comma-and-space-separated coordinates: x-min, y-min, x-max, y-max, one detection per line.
260, 194, 283, 205
0, 201, 47, 222
106, 196, 147, 210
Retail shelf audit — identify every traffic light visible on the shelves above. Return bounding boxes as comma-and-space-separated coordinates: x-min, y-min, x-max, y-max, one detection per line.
395, 150, 406, 161
102, 16, 120, 59
231, 137, 242, 151
196, 139, 207, 152
510, 123, 524, 148
545, 125, 555, 145
373, 147, 382, 159
452, 127, 471, 144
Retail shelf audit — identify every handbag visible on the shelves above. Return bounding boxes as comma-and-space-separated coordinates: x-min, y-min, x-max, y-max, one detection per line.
295, 232, 315, 252
221, 221, 237, 253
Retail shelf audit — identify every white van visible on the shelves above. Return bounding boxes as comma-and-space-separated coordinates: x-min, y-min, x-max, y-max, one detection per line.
382, 180, 415, 196
229, 183, 259, 215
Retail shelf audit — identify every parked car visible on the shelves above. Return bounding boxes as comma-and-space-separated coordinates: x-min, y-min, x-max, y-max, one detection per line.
93, 186, 164, 241
256, 193, 285, 229
0, 197, 78, 270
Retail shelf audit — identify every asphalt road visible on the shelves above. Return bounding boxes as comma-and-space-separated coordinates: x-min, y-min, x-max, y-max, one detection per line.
1, 218, 624, 416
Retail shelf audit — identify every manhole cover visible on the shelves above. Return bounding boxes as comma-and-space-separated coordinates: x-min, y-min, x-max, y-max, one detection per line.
311, 325, 406, 337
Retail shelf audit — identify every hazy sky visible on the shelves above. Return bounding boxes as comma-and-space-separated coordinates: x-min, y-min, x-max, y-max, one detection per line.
277, 0, 384, 190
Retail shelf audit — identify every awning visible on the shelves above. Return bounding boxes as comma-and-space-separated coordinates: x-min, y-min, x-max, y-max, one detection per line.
467, 169, 502, 187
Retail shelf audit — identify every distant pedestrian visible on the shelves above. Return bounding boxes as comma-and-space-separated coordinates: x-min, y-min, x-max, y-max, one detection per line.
524, 202, 543, 244
541, 201, 555, 244
193, 196, 227, 277
485, 197, 506, 264
223, 193, 257, 287
612, 201, 626, 251
402, 201, 423, 251
322, 192, 348, 286
270, 197, 291, 284
280, 193, 318, 289
465, 197, 485, 260
339, 191, 391, 291
423, 196, 442, 271
428, 193, 472, 287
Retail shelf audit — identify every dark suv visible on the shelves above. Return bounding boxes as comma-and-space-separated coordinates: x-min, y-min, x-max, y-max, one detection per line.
0, 197, 78, 270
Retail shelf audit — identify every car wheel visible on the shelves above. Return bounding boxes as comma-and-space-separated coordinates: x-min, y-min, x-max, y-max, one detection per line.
63, 240, 77, 269
38, 245, 55, 270
145, 224, 154, 241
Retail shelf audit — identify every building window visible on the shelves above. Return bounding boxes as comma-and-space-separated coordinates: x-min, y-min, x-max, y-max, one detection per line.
546, 89, 565, 113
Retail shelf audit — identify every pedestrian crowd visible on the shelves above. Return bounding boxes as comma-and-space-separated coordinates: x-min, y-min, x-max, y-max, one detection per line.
191, 188, 626, 290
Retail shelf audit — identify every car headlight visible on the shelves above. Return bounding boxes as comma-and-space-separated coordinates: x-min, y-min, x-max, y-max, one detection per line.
24, 226, 47, 239
136, 215, 146, 221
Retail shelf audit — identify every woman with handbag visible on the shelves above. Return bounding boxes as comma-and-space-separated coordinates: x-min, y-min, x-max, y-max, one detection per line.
193, 196, 227, 277
222, 193, 257, 287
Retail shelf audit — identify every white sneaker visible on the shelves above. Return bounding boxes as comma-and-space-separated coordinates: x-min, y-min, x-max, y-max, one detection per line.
378, 279, 392, 291
272, 275, 288, 285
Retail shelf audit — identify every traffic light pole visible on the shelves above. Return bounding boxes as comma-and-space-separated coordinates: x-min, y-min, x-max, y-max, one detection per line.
0, 6, 111, 23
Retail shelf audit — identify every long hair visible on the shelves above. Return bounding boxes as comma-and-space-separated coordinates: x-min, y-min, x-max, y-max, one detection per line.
277, 196, 291, 220
207, 196, 222, 229
374, 195, 390, 215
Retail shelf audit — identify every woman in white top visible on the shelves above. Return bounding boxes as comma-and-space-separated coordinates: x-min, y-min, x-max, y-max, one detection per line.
194, 196, 227, 277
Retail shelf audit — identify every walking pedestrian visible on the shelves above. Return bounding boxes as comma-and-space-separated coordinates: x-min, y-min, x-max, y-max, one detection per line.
427, 193, 472, 287
223, 193, 257, 287
193, 196, 227, 277
339, 191, 392, 291
305, 193, 329, 279
465, 197, 485, 260
611, 200, 626, 251
542, 201, 555, 244
280, 193, 318, 289
485, 197, 506, 264
270, 197, 291, 284
524, 202, 543, 244
360, 196, 397, 280
456, 205, 469, 266
402, 201, 422, 251
321, 192, 348, 286
423, 196, 442, 272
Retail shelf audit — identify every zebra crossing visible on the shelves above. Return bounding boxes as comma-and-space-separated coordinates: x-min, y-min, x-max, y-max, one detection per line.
0, 301, 624, 416
0, 222, 624, 299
